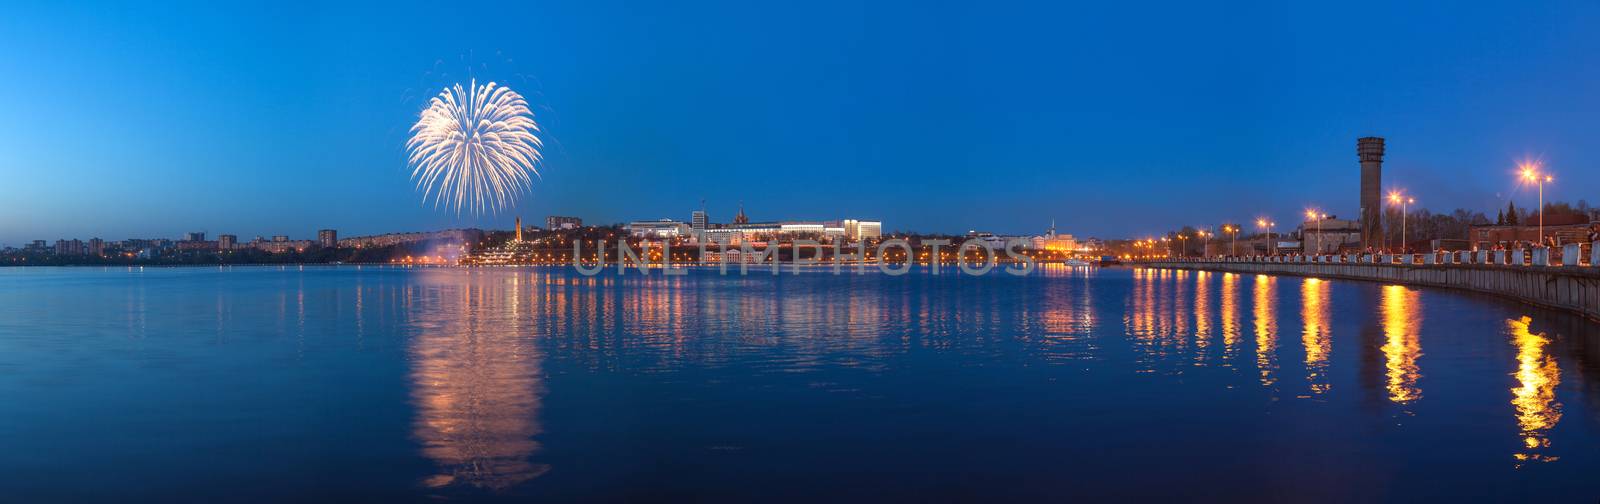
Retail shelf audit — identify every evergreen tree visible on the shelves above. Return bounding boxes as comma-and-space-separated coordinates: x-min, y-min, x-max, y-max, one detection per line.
1506, 201, 1519, 226
1496, 209, 1505, 225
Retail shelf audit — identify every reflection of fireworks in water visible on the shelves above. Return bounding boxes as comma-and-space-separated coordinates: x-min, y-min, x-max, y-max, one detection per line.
406, 79, 543, 216
410, 279, 548, 490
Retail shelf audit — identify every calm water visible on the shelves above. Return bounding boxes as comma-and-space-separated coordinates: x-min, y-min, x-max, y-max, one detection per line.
2, 265, 1599, 501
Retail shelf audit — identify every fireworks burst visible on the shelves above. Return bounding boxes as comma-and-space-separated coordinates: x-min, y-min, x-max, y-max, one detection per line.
406, 79, 543, 216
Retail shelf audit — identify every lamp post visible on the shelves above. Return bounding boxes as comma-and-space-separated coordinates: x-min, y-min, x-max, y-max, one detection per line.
1389, 191, 1413, 253
1521, 163, 1553, 245
1304, 209, 1327, 255
1223, 225, 1238, 256
1317, 213, 1326, 253
1256, 218, 1275, 256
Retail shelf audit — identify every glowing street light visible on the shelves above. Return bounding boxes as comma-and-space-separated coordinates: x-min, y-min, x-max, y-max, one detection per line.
1304, 209, 1327, 254
1256, 218, 1276, 255
1388, 191, 1414, 253
1520, 162, 1554, 245
1222, 224, 1239, 256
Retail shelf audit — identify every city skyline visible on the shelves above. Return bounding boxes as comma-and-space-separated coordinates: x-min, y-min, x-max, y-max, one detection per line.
9, 4, 1600, 500
4, 2, 1600, 246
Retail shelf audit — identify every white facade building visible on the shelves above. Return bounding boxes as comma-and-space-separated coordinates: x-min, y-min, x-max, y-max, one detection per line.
629, 219, 692, 238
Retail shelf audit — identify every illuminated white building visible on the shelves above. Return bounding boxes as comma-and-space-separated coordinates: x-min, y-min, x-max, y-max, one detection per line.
1031, 220, 1076, 251
843, 220, 881, 241
628, 219, 692, 238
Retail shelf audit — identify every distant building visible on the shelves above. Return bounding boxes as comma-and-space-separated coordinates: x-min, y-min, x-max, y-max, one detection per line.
691, 210, 707, 232
546, 215, 581, 230
629, 219, 692, 238
55, 239, 85, 256
965, 231, 1016, 249
1031, 220, 1076, 251
337, 229, 485, 250
176, 240, 219, 252
1300, 217, 1360, 254
122, 238, 171, 252
855, 220, 882, 240
318, 229, 337, 248
843, 220, 860, 241
218, 234, 237, 250
252, 236, 313, 254
87, 238, 105, 256
177, 231, 215, 252
693, 218, 879, 245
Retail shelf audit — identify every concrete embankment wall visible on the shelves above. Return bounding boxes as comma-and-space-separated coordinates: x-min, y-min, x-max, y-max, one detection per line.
1144, 261, 1600, 321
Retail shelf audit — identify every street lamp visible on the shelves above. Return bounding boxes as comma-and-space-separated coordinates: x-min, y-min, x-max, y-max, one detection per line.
1223, 225, 1239, 256
1388, 191, 1414, 253
1256, 218, 1276, 256
1520, 163, 1554, 245
1197, 229, 1213, 258
1304, 209, 1327, 255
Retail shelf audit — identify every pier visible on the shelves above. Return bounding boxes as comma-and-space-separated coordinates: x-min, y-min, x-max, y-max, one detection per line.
1143, 245, 1600, 321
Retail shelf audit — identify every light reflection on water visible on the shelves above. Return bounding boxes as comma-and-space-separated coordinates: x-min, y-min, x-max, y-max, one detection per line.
1509, 315, 1562, 466
1253, 274, 1279, 389
2, 266, 1600, 500
408, 273, 549, 490
1302, 278, 1331, 395
1381, 285, 1424, 405
1220, 272, 1241, 364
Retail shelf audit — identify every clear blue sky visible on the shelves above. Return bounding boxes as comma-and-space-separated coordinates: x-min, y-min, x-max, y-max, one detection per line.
3, 1, 1598, 246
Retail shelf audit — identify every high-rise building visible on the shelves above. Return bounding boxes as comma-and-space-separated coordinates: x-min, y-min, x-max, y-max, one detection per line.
858, 221, 882, 240
318, 229, 337, 248
218, 234, 237, 251
843, 220, 882, 241
1358, 137, 1384, 249
546, 215, 582, 230
691, 210, 707, 232
184, 231, 207, 242
55, 239, 85, 256
88, 238, 104, 256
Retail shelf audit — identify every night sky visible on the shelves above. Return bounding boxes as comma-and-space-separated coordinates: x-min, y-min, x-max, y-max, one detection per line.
4, 1, 1598, 245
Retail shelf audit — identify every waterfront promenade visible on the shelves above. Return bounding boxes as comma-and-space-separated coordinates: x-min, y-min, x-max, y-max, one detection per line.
1142, 244, 1600, 321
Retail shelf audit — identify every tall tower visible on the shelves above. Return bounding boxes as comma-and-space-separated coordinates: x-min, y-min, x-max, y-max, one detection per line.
514, 216, 522, 242
1357, 137, 1384, 249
